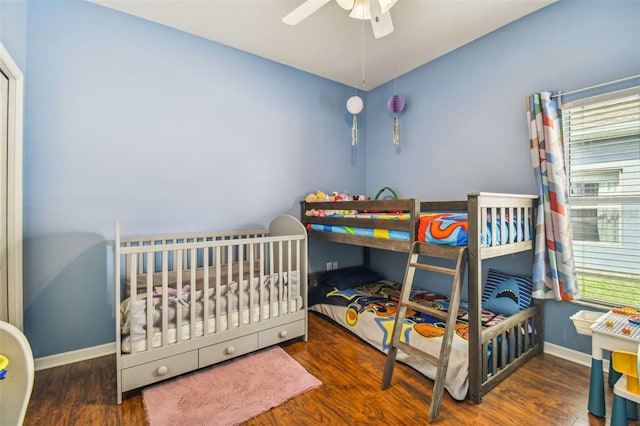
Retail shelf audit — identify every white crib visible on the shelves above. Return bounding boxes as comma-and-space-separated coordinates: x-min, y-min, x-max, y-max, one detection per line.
115, 215, 308, 403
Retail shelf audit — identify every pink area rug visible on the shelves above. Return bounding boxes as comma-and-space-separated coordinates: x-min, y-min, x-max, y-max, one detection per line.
142, 346, 321, 426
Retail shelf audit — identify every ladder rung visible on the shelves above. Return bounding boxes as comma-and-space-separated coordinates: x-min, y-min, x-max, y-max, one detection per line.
395, 340, 439, 365
409, 262, 456, 276
401, 300, 448, 321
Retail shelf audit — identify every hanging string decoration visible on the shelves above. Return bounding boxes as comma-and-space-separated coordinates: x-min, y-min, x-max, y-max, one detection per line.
347, 95, 364, 146
387, 94, 405, 148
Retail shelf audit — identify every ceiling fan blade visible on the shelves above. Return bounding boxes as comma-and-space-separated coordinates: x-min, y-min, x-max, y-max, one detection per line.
282, 0, 331, 25
369, 0, 393, 39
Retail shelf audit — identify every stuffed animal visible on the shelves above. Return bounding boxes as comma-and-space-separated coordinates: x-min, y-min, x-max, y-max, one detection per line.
305, 193, 318, 203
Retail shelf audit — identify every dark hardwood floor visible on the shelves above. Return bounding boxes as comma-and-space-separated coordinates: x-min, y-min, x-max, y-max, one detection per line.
24, 312, 634, 425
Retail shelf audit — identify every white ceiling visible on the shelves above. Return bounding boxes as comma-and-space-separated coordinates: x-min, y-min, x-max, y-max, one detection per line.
89, 0, 557, 90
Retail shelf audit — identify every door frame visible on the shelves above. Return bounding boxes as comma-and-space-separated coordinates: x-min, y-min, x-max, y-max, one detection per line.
0, 42, 24, 329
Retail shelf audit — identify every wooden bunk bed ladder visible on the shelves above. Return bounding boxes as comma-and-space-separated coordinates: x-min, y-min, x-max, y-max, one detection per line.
381, 242, 468, 421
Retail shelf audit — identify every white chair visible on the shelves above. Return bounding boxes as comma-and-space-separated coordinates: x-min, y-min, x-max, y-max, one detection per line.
0, 321, 35, 426
610, 346, 640, 426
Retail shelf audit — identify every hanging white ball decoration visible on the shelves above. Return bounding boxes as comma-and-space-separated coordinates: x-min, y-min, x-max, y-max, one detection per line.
346, 96, 364, 115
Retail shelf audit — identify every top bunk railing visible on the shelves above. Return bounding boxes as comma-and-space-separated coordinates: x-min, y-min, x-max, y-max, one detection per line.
301, 192, 538, 255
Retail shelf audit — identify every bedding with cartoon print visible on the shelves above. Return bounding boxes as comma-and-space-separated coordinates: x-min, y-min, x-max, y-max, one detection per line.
308, 279, 511, 400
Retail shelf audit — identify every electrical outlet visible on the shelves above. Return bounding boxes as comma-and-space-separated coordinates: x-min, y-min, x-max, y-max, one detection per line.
332, 261, 338, 270
326, 261, 333, 271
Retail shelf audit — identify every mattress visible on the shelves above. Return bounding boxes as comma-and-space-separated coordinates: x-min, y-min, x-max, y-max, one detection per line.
121, 272, 301, 352
121, 299, 302, 353
309, 279, 511, 400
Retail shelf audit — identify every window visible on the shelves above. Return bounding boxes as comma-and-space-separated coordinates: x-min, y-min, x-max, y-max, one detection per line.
562, 87, 640, 308
570, 169, 621, 244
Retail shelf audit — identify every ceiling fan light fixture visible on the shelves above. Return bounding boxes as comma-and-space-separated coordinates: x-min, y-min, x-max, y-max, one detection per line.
378, 0, 397, 13
349, 0, 371, 20
336, 0, 355, 10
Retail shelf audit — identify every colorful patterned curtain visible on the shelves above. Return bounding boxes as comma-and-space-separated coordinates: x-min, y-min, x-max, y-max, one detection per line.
526, 92, 579, 300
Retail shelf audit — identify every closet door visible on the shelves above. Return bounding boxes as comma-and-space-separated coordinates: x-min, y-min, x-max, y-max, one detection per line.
0, 70, 8, 322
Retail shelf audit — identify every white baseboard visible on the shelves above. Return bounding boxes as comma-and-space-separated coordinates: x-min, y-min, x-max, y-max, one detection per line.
35, 342, 115, 371
34, 340, 604, 373
544, 341, 610, 372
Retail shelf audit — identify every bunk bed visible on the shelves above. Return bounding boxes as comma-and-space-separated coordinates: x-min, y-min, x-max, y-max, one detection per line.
301, 192, 542, 403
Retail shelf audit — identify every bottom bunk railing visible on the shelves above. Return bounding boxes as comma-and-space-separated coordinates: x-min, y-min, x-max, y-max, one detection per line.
477, 303, 543, 397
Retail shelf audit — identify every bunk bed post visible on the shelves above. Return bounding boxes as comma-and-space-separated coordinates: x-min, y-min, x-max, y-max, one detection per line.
467, 193, 483, 403
409, 198, 420, 246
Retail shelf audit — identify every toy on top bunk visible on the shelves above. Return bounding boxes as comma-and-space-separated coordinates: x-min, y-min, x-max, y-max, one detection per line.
304, 190, 368, 217
304, 190, 368, 203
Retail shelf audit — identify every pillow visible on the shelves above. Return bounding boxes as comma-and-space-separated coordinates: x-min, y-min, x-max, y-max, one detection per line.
482, 269, 533, 316
318, 266, 382, 290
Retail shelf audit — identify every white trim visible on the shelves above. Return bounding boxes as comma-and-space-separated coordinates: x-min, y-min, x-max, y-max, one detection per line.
544, 341, 610, 372
0, 42, 24, 330
35, 341, 599, 373
35, 342, 116, 371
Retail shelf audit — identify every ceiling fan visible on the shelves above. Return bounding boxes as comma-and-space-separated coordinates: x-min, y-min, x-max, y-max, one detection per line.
282, 0, 397, 39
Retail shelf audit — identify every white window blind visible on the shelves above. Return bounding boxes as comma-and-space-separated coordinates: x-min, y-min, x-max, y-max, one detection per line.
562, 87, 640, 308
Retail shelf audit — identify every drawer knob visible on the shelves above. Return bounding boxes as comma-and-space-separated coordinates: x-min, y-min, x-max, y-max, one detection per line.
157, 365, 169, 376
226, 346, 236, 355
279, 330, 288, 338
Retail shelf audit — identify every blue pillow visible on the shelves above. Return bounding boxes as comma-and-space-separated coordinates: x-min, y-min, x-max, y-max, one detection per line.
482, 269, 533, 316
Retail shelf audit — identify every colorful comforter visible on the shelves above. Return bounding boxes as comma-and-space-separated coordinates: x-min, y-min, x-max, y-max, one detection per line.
306, 223, 410, 240
306, 212, 526, 246
308, 279, 509, 400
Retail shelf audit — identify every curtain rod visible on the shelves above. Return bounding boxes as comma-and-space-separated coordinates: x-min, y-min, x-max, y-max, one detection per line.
551, 74, 640, 99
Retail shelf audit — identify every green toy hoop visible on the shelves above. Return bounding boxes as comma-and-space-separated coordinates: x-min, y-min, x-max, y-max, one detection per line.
375, 187, 399, 200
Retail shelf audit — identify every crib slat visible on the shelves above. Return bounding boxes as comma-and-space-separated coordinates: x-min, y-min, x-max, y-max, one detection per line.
214, 246, 222, 335
175, 251, 183, 343
189, 248, 197, 339
145, 255, 153, 353
129, 255, 138, 355
278, 240, 283, 317
161, 251, 169, 347
287, 240, 292, 313
248, 243, 255, 325
259, 242, 265, 321
227, 244, 233, 329
238, 243, 245, 326
203, 247, 210, 336
269, 241, 274, 318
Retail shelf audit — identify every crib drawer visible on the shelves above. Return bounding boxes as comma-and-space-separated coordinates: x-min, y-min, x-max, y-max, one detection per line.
199, 333, 258, 368
258, 320, 305, 347
121, 350, 198, 392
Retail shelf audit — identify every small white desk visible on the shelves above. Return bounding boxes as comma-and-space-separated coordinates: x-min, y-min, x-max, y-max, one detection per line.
588, 311, 640, 418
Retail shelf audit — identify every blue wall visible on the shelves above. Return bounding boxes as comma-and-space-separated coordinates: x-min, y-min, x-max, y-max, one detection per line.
0, 0, 27, 71
365, 0, 640, 355
3, 0, 366, 357
1, 0, 638, 358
